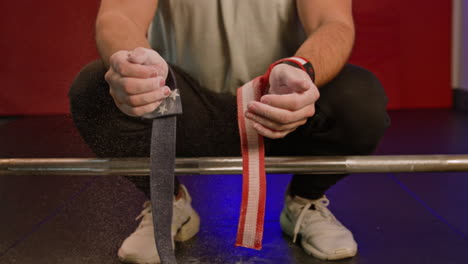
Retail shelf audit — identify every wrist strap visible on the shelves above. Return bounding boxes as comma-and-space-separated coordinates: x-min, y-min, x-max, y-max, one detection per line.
235, 56, 315, 250
236, 77, 267, 250
144, 69, 182, 264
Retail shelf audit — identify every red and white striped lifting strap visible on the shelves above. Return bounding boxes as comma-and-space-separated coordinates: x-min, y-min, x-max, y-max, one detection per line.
235, 56, 311, 250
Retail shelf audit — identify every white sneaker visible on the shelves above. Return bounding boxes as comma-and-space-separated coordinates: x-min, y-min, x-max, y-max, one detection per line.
280, 194, 357, 260
118, 185, 200, 264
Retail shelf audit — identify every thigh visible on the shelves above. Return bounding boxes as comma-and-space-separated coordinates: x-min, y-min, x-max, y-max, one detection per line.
171, 66, 241, 157
70, 62, 387, 159
68, 61, 241, 158
69, 60, 153, 157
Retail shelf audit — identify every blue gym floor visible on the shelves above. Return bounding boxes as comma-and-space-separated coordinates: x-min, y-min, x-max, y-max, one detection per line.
1, 109, 467, 264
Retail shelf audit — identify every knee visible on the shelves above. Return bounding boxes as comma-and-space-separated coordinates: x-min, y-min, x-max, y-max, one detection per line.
68, 60, 107, 105
345, 112, 390, 155
67, 60, 113, 155
333, 65, 388, 106
321, 65, 390, 155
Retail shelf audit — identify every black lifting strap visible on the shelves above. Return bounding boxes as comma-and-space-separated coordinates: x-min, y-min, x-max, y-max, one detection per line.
144, 69, 182, 264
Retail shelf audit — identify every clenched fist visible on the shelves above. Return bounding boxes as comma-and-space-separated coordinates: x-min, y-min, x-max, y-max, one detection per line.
105, 47, 171, 117
245, 63, 320, 139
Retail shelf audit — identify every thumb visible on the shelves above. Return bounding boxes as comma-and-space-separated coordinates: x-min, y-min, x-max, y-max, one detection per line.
269, 64, 310, 95
128, 47, 162, 66
128, 47, 169, 79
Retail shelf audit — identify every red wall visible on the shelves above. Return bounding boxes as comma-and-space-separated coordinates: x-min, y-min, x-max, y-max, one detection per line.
350, 0, 452, 109
0, 0, 452, 115
0, 0, 100, 115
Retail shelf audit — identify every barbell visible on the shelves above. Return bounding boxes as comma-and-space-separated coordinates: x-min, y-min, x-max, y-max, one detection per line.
1, 155, 468, 176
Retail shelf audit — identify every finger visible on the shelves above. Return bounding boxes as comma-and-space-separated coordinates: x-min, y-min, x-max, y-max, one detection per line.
245, 111, 306, 132
104, 67, 118, 85
106, 70, 128, 103
109, 90, 124, 108
260, 88, 318, 111
116, 76, 166, 95
247, 101, 315, 125
110, 53, 157, 78
251, 122, 295, 139
124, 86, 171, 107
117, 101, 162, 117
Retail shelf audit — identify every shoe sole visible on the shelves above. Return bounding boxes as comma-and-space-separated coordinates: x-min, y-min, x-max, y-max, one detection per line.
279, 211, 357, 261
118, 252, 158, 264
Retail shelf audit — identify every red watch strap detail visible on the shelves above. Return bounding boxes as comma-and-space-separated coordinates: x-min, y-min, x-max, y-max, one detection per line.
259, 57, 315, 94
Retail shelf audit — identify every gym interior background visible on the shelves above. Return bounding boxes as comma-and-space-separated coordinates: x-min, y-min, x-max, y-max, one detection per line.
1, 0, 467, 263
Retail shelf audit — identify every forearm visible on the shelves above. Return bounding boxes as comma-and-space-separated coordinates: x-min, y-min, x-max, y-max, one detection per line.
96, 12, 151, 68
295, 21, 355, 87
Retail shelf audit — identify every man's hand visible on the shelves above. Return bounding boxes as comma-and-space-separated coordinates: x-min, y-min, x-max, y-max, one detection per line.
245, 64, 320, 139
104, 47, 170, 117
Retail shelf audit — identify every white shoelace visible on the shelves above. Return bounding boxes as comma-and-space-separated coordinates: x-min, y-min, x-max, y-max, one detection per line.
135, 201, 152, 228
292, 196, 331, 243
135, 197, 188, 232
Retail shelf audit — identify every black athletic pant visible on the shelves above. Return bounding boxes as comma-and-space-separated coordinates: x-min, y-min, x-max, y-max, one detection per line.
68, 60, 389, 200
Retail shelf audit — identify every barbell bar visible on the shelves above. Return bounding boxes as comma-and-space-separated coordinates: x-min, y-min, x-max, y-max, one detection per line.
1, 155, 468, 176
